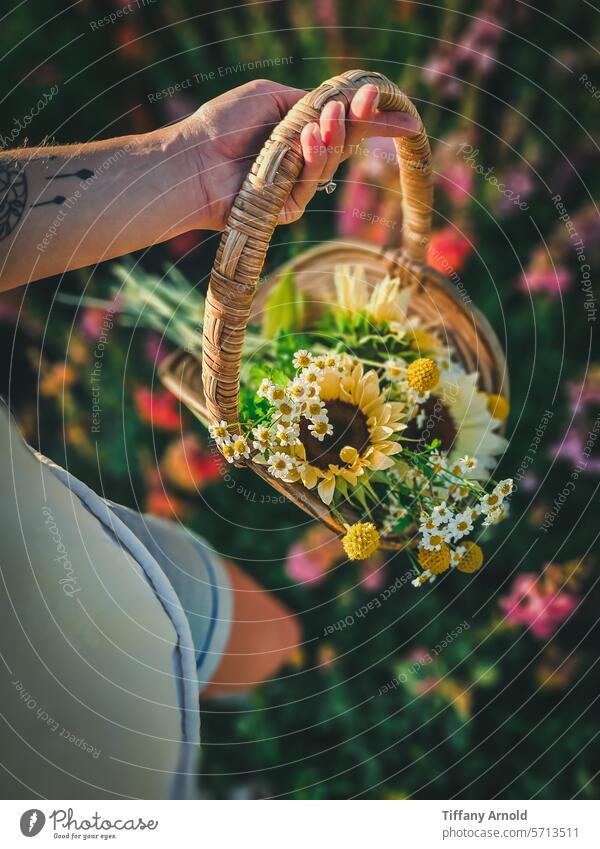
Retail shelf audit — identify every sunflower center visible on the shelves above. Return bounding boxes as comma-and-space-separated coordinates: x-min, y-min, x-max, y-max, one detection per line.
404, 394, 458, 452
299, 400, 370, 470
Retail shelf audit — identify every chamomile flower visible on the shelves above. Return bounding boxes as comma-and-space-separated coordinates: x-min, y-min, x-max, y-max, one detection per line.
251, 425, 271, 451
308, 417, 334, 441
480, 492, 503, 513
419, 513, 438, 534
494, 478, 514, 498
431, 501, 452, 525
457, 455, 478, 474
449, 545, 466, 569
449, 510, 474, 542
482, 505, 507, 527
301, 364, 323, 386
275, 424, 300, 447
429, 450, 448, 475
219, 441, 236, 463
209, 420, 230, 440
293, 350, 312, 369
268, 451, 294, 479
312, 355, 328, 372
304, 398, 327, 419
420, 529, 449, 551
384, 359, 405, 381
267, 384, 286, 404
257, 378, 272, 399
231, 436, 250, 460
288, 378, 310, 402
273, 397, 297, 422
323, 354, 339, 372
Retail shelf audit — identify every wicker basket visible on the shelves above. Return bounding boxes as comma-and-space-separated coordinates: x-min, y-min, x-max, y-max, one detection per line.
159, 69, 508, 550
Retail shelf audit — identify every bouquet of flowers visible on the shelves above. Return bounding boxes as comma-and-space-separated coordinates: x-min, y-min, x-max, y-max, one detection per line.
115, 260, 512, 588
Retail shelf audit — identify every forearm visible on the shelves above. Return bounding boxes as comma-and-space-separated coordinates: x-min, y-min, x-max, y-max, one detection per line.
0, 125, 202, 292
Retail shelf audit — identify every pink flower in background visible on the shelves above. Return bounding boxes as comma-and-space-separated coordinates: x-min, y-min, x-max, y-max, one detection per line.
520, 248, 573, 298
434, 135, 475, 206
495, 166, 535, 215
144, 331, 170, 367
285, 525, 342, 585
427, 226, 473, 274
79, 298, 119, 341
338, 137, 399, 245
552, 366, 600, 474
500, 573, 579, 639
424, 12, 504, 99
359, 556, 386, 591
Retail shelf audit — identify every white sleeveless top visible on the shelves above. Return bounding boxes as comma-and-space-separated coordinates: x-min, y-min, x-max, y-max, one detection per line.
0, 401, 231, 799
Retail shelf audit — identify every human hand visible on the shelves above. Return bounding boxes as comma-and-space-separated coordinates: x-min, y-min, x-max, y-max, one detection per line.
175, 78, 421, 230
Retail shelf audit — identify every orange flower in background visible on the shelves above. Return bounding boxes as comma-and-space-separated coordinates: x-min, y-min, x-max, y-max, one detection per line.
427, 226, 473, 275
145, 486, 192, 520
68, 336, 89, 366
134, 386, 182, 432
39, 363, 77, 398
161, 434, 223, 492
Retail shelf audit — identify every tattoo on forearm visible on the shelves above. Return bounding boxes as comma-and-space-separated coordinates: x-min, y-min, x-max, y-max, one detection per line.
31, 195, 66, 208
0, 160, 28, 241
45, 168, 94, 181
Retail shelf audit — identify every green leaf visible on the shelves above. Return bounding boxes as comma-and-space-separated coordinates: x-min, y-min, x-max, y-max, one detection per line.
261, 269, 304, 339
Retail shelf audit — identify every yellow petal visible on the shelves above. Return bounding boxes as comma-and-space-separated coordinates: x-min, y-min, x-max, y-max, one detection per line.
317, 475, 336, 504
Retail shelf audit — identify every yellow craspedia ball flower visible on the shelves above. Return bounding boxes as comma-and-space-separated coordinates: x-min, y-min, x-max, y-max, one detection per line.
487, 393, 510, 421
406, 358, 440, 393
342, 522, 380, 560
417, 543, 451, 574
456, 541, 484, 573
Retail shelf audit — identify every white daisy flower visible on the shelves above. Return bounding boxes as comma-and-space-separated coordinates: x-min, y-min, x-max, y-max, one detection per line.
219, 440, 236, 464
209, 419, 230, 440
482, 505, 507, 527
301, 364, 323, 385
308, 417, 334, 441
323, 354, 339, 372
231, 436, 250, 460
288, 378, 310, 402
274, 398, 298, 421
431, 501, 452, 525
459, 455, 478, 473
312, 355, 328, 372
419, 513, 438, 534
449, 545, 466, 568
480, 492, 503, 514
251, 425, 271, 451
449, 510, 473, 542
420, 529, 448, 551
384, 359, 405, 381
257, 378, 272, 399
429, 450, 448, 475
494, 478, 514, 498
268, 451, 294, 479
267, 384, 286, 404
304, 398, 327, 420
293, 350, 312, 369
275, 424, 300, 447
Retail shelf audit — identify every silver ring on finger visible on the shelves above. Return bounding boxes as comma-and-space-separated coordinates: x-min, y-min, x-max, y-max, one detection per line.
316, 180, 337, 194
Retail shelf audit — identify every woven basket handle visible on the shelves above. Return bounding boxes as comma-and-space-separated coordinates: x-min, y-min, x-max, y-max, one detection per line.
202, 69, 432, 424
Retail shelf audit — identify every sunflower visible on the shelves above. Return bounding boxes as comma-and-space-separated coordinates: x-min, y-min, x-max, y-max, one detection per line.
290, 362, 406, 504
334, 266, 412, 325
334, 265, 445, 354
404, 364, 507, 478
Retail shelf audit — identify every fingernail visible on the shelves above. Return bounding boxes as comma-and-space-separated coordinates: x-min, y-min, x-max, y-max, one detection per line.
337, 102, 346, 128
